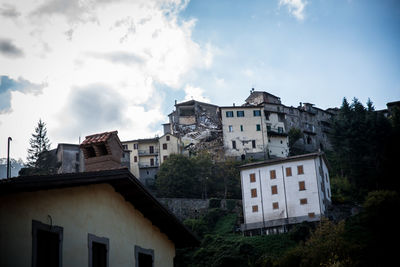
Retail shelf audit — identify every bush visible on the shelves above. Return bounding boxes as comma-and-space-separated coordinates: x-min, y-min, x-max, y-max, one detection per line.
226, 199, 236, 211
209, 198, 221, 208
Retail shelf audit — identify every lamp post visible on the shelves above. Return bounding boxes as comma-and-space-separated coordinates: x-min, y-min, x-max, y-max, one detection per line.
7, 137, 12, 178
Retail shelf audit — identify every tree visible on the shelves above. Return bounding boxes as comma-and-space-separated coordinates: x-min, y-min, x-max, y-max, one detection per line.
288, 128, 304, 156
19, 119, 54, 176
27, 119, 51, 167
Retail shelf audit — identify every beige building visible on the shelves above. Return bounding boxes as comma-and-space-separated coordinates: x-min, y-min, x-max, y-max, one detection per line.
0, 169, 197, 267
220, 106, 288, 160
122, 134, 182, 186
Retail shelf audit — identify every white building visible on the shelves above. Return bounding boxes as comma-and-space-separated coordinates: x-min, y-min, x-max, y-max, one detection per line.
240, 152, 331, 235
220, 106, 288, 160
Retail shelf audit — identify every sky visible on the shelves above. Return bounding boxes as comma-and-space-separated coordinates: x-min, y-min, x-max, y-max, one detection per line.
0, 0, 399, 160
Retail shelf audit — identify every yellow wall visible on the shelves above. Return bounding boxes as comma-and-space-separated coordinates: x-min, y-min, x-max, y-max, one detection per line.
0, 183, 175, 267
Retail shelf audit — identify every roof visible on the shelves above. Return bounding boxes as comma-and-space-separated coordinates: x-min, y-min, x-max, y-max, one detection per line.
175, 99, 219, 108
81, 131, 119, 145
219, 105, 263, 109
0, 169, 199, 248
122, 137, 159, 144
239, 152, 328, 170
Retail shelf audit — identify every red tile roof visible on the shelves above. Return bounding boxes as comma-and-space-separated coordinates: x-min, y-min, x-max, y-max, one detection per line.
81, 131, 118, 145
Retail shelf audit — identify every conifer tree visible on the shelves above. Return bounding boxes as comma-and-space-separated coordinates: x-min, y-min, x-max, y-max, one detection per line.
26, 119, 51, 168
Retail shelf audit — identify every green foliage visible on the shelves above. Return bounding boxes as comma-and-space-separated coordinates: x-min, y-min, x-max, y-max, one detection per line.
328, 97, 400, 200
26, 119, 51, 168
288, 128, 304, 156
330, 175, 353, 204
209, 198, 221, 208
156, 153, 241, 199
226, 199, 236, 211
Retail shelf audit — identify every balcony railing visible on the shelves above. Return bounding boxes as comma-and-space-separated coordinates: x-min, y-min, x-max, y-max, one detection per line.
138, 149, 159, 156
138, 163, 159, 168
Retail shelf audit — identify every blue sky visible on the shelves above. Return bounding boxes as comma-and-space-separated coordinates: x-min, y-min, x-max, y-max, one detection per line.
164, 0, 400, 111
0, 0, 399, 160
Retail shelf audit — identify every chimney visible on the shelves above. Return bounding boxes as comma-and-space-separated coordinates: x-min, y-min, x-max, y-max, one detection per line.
80, 131, 124, 172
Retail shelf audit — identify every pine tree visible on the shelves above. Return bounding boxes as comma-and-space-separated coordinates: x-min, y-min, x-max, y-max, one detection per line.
26, 119, 51, 168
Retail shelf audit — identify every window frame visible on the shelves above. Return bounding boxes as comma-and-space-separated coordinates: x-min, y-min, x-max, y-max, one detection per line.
249, 173, 256, 183
299, 181, 306, 191
135, 245, 154, 267
226, 111, 234, 117
271, 185, 278, 195
32, 220, 63, 267
285, 167, 292, 177
300, 198, 308, 205
297, 165, 304, 175
253, 110, 261, 117
236, 110, 245, 117
272, 202, 279, 210
251, 188, 257, 198
88, 234, 109, 267
270, 170, 276, 179
162, 143, 167, 150
252, 205, 258, 212
256, 124, 261, 131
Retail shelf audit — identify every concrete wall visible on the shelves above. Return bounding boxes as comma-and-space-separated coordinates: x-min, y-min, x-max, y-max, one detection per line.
241, 156, 330, 229
159, 134, 181, 165
0, 183, 175, 267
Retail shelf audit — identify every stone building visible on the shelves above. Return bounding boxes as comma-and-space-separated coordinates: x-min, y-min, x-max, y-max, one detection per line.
56, 143, 84, 174
245, 90, 335, 152
240, 152, 331, 235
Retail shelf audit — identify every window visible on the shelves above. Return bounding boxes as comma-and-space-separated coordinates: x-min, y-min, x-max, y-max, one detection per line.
250, 173, 256, 183
149, 146, 154, 154
32, 220, 63, 267
162, 143, 167, 150
76, 152, 80, 161
240, 125, 244, 131
297, 165, 304, 175
75, 163, 79, 173
253, 110, 261, 116
251, 188, 257, 198
300, 198, 308, 205
166, 135, 170, 141
272, 202, 279, 210
135, 245, 154, 267
163, 156, 168, 161
285, 167, 292, 177
265, 112, 270, 120
256, 124, 261, 131
252, 205, 258, 212
232, 140, 236, 149
252, 140, 256, 148
134, 144, 138, 149
122, 145, 128, 150
299, 181, 306, 191
237, 110, 245, 117
134, 156, 137, 162
88, 234, 109, 267
271, 185, 278, 195
270, 170, 276, 179
228, 125, 233, 132
308, 212, 315, 218
150, 158, 154, 166
278, 127, 284, 133
226, 111, 234, 117
266, 124, 271, 131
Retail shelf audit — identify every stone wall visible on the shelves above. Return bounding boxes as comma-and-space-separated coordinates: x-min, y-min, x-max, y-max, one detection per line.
158, 198, 242, 221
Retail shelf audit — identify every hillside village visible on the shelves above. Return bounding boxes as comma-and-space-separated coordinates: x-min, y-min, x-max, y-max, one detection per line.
1, 91, 400, 267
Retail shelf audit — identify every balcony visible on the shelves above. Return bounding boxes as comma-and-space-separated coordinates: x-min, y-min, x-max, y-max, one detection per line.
139, 163, 159, 168
138, 149, 159, 156
267, 126, 287, 137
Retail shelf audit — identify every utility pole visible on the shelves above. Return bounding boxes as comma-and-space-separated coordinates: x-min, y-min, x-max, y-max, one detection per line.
7, 137, 12, 178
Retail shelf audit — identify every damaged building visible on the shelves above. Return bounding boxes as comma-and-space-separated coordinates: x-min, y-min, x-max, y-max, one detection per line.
166, 100, 224, 158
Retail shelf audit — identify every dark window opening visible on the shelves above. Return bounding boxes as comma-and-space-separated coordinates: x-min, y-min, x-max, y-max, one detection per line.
97, 144, 108, 156
86, 146, 96, 158
76, 152, 80, 161
88, 234, 109, 267
150, 158, 154, 166
166, 135, 170, 141
32, 220, 63, 267
253, 110, 261, 117
135, 245, 154, 267
163, 143, 167, 150
226, 111, 234, 117
149, 146, 154, 154
179, 107, 195, 116
75, 163, 79, 173
237, 110, 245, 117
232, 140, 236, 149
252, 140, 256, 148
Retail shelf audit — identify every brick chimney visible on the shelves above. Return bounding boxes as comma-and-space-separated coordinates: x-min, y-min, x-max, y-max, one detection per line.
80, 131, 123, 172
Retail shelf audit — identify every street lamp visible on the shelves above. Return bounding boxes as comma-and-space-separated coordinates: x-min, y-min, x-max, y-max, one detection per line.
7, 137, 12, 178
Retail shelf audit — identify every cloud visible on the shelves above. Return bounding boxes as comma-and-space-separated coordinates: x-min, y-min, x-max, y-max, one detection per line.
0, 75, 46, 113
0, 39, 24, 58
184, 84, 210, 103
86, 51, 144, 65
0, 4, 21, 18
279, 0, 307, 21
57, 84, 126, 138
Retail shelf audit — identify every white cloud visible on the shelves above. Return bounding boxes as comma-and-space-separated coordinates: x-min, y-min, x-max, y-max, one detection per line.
279, 0, 307, 21
0, 0, 213, 159
183, 84, 210, 103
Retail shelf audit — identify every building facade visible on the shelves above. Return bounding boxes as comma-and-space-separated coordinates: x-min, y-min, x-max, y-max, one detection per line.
240, 152, 331, 235
220, 106, 288, 160
122, 134, 183, 186
0, 169, 198, 267
56, 143, 84, 174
